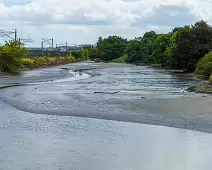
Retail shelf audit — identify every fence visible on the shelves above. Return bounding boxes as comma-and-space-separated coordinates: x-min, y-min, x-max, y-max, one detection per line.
27, 49, 71, 58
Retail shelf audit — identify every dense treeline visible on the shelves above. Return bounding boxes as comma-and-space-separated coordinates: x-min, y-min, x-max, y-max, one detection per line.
89, 20, 212, 73
1, 20, 212, 76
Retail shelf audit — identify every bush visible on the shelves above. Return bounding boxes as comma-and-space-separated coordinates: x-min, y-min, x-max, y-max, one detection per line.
56, 56, 62, 63
21, 59, 34, 68
113, 54, 129, 62
34, 57, 46, 65
69, 56, 77, 62
202, 62, 212, 76
44, 56, 50, 62
0, 41, 28, 72
196, 52, 212, 76
21, 56, 78, 69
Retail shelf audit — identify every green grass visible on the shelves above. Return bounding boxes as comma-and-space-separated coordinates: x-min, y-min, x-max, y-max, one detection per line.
21, 56, 77, 69
187, 86, 197, 92
187, 85, 212, 94
113, 54, 129, 63
151, 64, 162, 67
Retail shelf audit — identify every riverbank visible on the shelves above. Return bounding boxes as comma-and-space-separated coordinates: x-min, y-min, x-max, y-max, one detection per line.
188, 83, 212, 94
187, 74, 212, 94
1, 61, 212, 133
21, 56, 78, 69
113, 60, 212, 95
0, 56, 82, 77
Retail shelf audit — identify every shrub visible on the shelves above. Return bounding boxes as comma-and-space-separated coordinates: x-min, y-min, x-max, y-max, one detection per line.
56, 56, 62, 63
68, 56, 77, 63
34, 57, 46, 65
21, 59, 34, 68
196, 52, 212, 76
202, 62, 212, 77
113, 54, 129, 62
45, 56, 50, 62
0, 41, 28, 72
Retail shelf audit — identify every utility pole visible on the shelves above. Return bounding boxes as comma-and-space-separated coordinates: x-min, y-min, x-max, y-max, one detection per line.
18, 38, 21, 47
42, 38, 53, 49
41, 41, 44, 56
66, 42, 68, 52
52, 38, 54, 48
0, 29, 18, 42
14, 29, 17, 42
19, 38, 32, 46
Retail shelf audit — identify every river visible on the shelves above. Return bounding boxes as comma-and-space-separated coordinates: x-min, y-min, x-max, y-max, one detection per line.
0, 61, 212, 170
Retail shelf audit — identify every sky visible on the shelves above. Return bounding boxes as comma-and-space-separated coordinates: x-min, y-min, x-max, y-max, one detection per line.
0, 0, 211, 47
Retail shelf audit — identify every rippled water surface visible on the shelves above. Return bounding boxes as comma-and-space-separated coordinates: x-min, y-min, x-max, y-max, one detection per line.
83, 66, 201, 98
0, 61, 212, 170
1, 101, 212, 170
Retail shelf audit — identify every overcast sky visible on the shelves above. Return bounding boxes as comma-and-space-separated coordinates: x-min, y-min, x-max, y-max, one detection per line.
0, 0, 211, 47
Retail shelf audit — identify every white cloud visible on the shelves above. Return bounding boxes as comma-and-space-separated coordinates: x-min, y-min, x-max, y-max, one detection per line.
0, 0, 211, 46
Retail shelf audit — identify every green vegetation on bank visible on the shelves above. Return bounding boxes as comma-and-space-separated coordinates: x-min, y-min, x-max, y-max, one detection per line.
0, 41, 88, 72
1, 20, 212, 80
88, 20, 212, 76
0, 41, 28, 72
113, 54, 129, 63
21, 49, 88, 69
21, 56, 77, 69
196, 52, 212, 77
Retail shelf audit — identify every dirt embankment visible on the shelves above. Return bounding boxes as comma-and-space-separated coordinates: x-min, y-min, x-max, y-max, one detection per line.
188, 74, 212, 94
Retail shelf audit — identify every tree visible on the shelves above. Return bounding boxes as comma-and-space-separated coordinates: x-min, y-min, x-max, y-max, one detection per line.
171, 27, 184, 33
89, 20, 212, 71
163, 34, 178, 68
196, 52, 212, 76
142, 31, 157, 56
125, 38, 144, 62
151, 34, 172, 66
0, 41, 28, 72
189, 20, 212, 71
88, 47, 99, 59
175, 25, 191, 69
96, 36, 127, 61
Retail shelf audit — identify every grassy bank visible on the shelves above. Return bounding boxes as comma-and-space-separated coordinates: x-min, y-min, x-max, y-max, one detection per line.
21, 56, 78, 70
186, 52, 212, 94
187, 83, 212, 94
188, 74, 212, 94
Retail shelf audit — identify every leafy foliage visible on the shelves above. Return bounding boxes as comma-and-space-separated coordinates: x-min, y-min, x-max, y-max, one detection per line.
196, 52, 212, 76
96, 36, 127, 61
87, 21, 212, 74
142, 31, 158, 62
151, 34, 172, 66
21, 56, 77, 69
0, 41, 28, 72
113, 54, 129, 63
125, 38, 144, 62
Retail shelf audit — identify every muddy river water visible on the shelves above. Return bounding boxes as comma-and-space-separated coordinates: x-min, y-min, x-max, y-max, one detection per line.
0, 61, 212, 170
